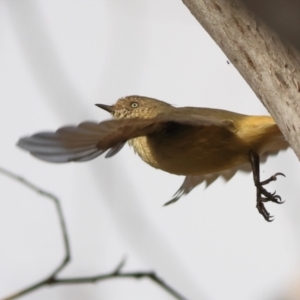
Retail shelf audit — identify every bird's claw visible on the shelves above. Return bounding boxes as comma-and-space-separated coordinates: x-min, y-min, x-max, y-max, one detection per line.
256, 172, 285, 221
260, 172, 286, 186
259, 189, 284, 204
257, 199, 274, 222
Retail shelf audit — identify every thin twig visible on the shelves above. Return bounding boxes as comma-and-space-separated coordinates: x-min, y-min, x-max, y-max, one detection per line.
0, 167, 188, 300
0, 166, 70, 299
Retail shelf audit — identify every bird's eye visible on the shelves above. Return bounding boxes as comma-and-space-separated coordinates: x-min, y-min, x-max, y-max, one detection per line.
131, 102, 138, 108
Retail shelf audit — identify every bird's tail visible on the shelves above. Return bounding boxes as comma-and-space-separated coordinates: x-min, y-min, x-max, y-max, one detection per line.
260, 123, 289, 156
235, 115, 289, 156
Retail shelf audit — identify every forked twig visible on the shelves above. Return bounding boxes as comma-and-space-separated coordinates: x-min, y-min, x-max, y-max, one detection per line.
0, 167, 188, 300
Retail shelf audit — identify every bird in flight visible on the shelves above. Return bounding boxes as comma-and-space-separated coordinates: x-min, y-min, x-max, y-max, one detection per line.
17, 95, 288, 221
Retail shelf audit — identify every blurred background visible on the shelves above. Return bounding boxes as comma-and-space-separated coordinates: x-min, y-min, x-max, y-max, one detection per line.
1, 1, 300, 299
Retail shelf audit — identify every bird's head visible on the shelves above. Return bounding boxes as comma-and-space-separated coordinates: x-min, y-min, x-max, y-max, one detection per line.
96, 95, 172, 119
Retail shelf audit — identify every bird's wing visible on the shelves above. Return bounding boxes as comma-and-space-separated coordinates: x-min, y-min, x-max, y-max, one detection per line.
164, 164, 251, 206
17, 115, 233, 163
156, 113, 233, 128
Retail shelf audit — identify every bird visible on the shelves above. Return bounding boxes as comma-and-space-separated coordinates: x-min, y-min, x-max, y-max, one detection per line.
17, 95, 288, 221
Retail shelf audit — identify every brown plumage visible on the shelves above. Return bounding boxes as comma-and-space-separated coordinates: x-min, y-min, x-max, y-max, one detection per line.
17, 95, 288, 221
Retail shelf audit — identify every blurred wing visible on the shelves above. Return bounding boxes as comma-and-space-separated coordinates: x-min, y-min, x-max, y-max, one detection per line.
17, 122, 112, 163
157, 113, 233, 128
17, 114, 233, 163
164, 164, 251, 206
17, 120, 141, 163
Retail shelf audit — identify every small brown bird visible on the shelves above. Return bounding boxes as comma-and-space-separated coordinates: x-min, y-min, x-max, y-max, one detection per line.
17, 95, 288, 221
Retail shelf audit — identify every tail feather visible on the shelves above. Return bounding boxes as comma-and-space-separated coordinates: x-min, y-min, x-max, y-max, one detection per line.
259, 124, 289, 156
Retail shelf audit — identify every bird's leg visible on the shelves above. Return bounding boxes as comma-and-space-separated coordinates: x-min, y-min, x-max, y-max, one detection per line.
249, 150, 285, 222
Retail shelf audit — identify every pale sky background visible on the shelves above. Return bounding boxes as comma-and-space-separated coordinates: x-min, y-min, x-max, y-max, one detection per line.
1, 1, 300, 300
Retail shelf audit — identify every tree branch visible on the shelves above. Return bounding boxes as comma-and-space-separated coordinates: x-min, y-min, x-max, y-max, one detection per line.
0, 167, 188, 300
182, 0, 300, 160
240, 0, 300, 51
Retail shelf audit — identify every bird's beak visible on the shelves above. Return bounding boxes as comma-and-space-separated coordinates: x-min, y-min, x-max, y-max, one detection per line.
95, 104, 115, 114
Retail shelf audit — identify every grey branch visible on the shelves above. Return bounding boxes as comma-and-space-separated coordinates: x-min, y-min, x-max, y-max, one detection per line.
240, 0, 300, 51
0, 167, 188, 300
182, 0, 300, 160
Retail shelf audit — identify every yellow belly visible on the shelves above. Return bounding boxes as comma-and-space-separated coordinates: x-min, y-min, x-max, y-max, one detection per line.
129, 126, 251, 176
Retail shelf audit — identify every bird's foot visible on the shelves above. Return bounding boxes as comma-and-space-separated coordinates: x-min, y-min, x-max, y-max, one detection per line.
256, 173, 285, 222
260, 172, 285, 186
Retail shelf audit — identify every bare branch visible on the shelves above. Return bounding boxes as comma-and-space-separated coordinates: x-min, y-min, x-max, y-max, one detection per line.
240, 0, 300, 51
182, 0, 300, 159
0, 166, 70, 299
0, 167, 188, 300
49, 267, 188, 300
